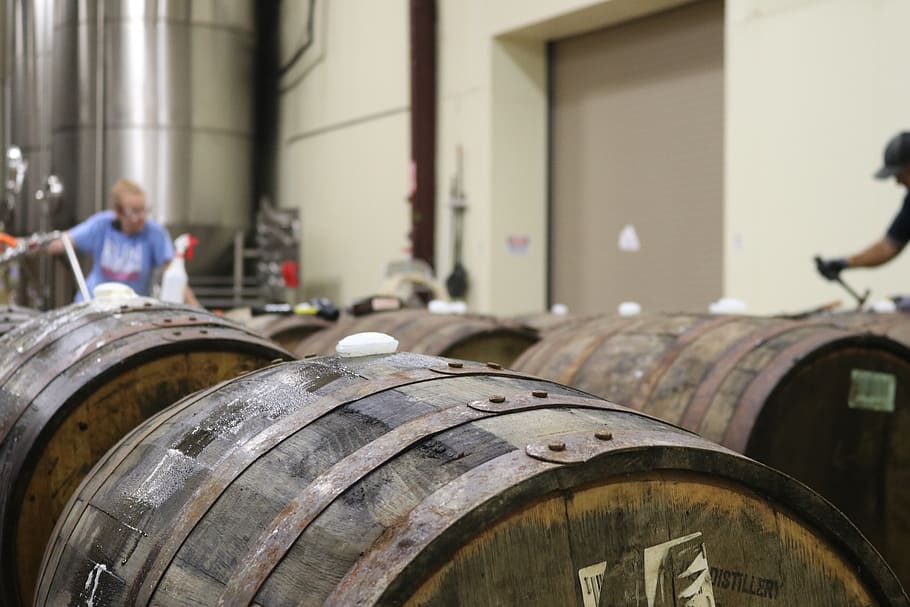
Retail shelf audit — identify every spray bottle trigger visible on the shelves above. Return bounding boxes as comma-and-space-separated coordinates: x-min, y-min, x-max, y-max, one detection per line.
185, 235, 199, 261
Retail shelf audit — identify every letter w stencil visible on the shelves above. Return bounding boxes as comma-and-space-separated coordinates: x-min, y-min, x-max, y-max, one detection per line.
643, 532, 715, 607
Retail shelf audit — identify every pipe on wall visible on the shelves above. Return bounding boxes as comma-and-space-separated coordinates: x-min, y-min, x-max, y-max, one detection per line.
408, 0, 436, 269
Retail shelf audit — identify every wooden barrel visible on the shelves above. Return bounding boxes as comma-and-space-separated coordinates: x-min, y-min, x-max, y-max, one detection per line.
37, 352, 907, 606
293, 309, 538, 365
511, 311, 591, 334
245, 313, 333, 351
0, 298, 293, 606
809, 310, 910, 349
511, 312, 910, 590
0, 304, 38, 336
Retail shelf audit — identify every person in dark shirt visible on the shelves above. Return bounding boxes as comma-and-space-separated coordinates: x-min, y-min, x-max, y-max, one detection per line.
817, 132, 910, 281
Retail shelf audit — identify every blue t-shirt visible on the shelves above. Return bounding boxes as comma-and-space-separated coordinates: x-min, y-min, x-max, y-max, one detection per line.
69, 210, 174, 300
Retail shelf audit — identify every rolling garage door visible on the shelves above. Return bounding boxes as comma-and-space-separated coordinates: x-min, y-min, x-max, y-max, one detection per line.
550, 0, 723, 314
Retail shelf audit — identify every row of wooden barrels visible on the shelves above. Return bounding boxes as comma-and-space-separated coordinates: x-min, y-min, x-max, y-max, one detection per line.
1, 301, 909, 606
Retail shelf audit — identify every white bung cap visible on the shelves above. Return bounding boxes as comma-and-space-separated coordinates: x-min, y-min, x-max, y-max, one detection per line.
336, 332, 400, 357
618, 301, 641, 316
427, 299, 449, 314
708, 298, 748, 314
550, 303, 569, 315
93, 282, 138, 302
871, 299, 897, 313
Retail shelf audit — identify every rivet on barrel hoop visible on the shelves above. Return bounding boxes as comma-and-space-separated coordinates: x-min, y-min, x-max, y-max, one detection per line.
448, 362, 463, 369
486, 362, 502, 369
489, 395, 506, 403
531, 389, 548, 398
163, 318, 172, 323
548, 441, 566, 452
594, 429, 613, 441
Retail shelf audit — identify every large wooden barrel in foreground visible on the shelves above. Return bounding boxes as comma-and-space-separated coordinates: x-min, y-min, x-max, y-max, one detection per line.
512, 312, 910, 589
37, 352, 907, 606
0, 298, 293, 606
294, 309, 538, 365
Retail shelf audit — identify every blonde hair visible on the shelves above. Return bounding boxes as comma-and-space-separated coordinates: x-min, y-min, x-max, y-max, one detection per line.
110, 179, 145, 211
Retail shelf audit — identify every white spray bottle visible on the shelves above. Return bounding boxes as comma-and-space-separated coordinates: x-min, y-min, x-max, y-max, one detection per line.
161, 233, 198, 303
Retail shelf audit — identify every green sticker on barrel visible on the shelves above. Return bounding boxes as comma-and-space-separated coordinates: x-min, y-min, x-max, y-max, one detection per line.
848, 369, 895, 413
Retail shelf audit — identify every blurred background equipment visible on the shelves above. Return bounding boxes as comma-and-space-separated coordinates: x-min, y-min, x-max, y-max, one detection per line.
378, 257, 446, 307
51, 2, 256, 274
255, 201, 301, 303
2, 0, 300, 310
3, 146, 26, 228
445, 144, 468, 299
0, 146, 28, 303
188, 201, 301, 310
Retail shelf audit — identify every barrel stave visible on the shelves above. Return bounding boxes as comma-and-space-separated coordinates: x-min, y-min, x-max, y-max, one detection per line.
636, 317, 771, 422
11, 346, 282, 603
246, 314, 331, 352
203, 391, 677, 605
162, 374, 584, 604
512, 314, 636, 381
38, 360, 376, 605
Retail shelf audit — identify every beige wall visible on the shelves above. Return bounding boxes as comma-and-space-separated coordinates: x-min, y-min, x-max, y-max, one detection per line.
277, 0, 411, 306
726, 0, 910, 314
279, 0, 910, 315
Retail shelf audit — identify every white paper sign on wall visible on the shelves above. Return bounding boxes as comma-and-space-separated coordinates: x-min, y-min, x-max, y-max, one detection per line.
618, 224, 641, 252
506, 234, 530, 256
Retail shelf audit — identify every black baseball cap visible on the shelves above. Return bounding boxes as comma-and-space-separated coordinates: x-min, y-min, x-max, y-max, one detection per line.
874, 131, 910, 179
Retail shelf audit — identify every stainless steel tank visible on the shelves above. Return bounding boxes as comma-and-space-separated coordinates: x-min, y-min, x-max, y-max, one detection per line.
52, 0, 255, 274
7, 0, 55, 235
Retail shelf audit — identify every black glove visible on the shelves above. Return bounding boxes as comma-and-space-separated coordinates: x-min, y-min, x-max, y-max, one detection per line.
815, 256, 848, 281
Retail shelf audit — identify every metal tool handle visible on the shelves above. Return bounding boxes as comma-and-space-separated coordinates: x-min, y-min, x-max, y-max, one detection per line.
59, 233, 91, 301
835, 275, 869, 309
